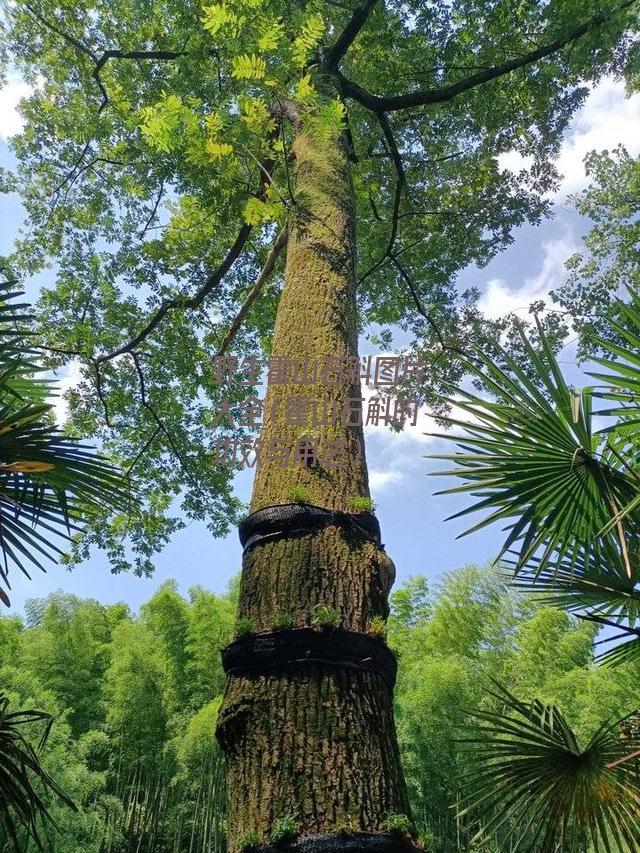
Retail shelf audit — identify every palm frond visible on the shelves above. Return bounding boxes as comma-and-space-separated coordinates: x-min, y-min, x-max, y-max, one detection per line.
584, 288, 640, 535
428, 314, 640, 664
428, 317, 640, 575
458, 681, 640, 852
0, 275, 132, 603
0, 693, 76, 850
504, 535, 640, 664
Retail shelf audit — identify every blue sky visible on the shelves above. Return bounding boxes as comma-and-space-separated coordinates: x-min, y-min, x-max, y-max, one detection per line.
2, 74, 640, 614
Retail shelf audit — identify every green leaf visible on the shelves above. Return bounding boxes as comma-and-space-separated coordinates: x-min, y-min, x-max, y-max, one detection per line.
459, 680, 640, 852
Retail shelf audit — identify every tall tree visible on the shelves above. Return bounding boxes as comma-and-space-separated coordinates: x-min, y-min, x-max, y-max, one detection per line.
2, 0, 639, 849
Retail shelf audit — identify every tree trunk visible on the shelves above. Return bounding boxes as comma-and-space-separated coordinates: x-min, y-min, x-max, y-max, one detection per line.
217, 120, 412, 852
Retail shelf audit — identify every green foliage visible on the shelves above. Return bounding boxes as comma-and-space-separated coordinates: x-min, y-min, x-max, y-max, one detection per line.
430, 317, 635, 574
459, 681, 640, 852
430, 305, 640, 665
269, 816, 300, 844
0, 276, 129, 603
418, 829, 437, 851
270, 611, 294, 630
1, 0, 636, 574
382, 813, 412, 835
554, 144, 640, 358
0, 694, 76, 850
390, 563, 640, 851
351, 496, 375, 513
20, 593, 114, 736
235, 616, 255, 636
389, 575, 431, 633
0, 581, 235, 852
176, 698, 222, 772
287, 485, 311, 504
141, 579, 190, 707
185, 584, 236, 706
238, 828, 262, 850
2, 568, 640, 851
333, 818, 357, 835
311, 603, 341, 629
366, 616, 387, 640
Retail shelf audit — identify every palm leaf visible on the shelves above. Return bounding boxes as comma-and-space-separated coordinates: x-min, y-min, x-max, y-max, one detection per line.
0, 276, 132, 603
458, 681, 640, 852
428, 317, 639, 575
0, 693, 76, 850
428, 314, 640, 664
584, 288, 640, 533
505, 537, 640, 665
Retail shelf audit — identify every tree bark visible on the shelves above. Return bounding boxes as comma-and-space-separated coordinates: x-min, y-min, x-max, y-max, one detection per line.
217, 120, 412, 852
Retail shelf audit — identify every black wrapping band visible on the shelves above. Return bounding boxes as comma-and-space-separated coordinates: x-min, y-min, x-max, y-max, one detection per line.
222, 627, 397, 690
238, 504, 382, 555
246, 832, 419, 852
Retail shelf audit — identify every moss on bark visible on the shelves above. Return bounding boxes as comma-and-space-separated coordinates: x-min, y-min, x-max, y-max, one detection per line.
218, 127, 411, 853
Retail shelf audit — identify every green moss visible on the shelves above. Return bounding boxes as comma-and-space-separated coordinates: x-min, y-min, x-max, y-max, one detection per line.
366, 616, 387, 640
311, 603, 341, 629
270, 611, 294, 631
269, 816, 300, 844
235, 617, 254, 637
351, 496, 375, 513
287, 485, 311, 504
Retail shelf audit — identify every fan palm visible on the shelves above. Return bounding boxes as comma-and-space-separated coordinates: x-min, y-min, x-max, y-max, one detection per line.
459, 681, 640, 853
0, 275, 130, 604
429, 299, 640, 665
0, 693, 76, 850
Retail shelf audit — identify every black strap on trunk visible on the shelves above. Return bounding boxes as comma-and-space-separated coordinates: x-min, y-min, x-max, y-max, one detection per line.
247, 832, 420, 852
222, 627, 397, 690
238, 504, 382, 555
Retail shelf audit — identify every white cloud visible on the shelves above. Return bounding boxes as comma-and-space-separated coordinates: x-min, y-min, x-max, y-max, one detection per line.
555, 76, 640, 197
478, 235, 578, 321
365, 398, 483, 456
499, 76, 640, 199
0, 75, 33, 140
369, 469, 405, 492
497, 149, 534, 174
52, 360, 83, 425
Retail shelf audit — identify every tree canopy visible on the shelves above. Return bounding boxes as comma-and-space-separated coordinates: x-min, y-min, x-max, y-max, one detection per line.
1, 0, 638, 574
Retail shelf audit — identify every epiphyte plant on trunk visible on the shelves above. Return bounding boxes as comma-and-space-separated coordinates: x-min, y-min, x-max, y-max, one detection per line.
2, 0, 639, 850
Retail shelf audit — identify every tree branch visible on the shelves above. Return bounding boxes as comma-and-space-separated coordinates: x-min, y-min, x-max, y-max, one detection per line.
358, 111, 406, 282
95, 139, 279, 363
93, 47, 218, 75
217, 229, 288, 356
96, 224, 253, 364
129, 352, 198, 486
139, 181, 166, 240
24, 3, 96, 61
390, 255, 468, 364
325, 0, 380, 68
391, 256, 445, 351
25, 4, 218, 112
334, 1, 637, 112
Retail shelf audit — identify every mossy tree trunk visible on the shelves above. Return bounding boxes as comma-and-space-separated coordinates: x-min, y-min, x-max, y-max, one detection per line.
217, 118, 412, 852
